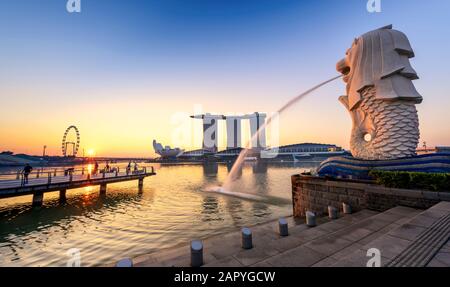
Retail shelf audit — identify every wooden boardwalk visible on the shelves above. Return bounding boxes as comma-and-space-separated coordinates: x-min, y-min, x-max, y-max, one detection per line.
0, 167, 156, 206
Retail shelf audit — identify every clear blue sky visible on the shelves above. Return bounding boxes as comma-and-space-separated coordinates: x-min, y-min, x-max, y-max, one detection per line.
1, 0, 449, 156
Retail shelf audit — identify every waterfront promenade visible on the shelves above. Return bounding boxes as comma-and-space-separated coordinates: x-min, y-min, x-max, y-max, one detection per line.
124, 202, 450, 267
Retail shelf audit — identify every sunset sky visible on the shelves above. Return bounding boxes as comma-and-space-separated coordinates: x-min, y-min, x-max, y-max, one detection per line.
1, 0, 449, 157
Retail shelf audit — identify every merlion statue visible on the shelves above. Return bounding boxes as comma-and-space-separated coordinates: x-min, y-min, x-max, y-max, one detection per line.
318, 25, 450, 179
336, 25, 422, 160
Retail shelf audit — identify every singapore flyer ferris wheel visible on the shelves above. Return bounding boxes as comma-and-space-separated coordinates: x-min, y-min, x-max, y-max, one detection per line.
61, 125, 81, 157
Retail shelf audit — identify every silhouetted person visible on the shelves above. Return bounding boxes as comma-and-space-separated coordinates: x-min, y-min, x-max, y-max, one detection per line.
133, 162, 139, 172
22, 164, 33, 185
126, 162, 132, 174
93, 161, 99, 175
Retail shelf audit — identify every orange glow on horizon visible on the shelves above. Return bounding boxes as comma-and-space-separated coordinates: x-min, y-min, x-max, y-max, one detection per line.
1, 87, 449, 157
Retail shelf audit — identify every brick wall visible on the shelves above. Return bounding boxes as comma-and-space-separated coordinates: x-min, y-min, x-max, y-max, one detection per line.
292, 175, 448, 217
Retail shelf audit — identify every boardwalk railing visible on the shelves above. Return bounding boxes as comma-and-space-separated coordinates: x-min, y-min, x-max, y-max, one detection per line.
0, 166, 155, 182
0, 166, 157, 206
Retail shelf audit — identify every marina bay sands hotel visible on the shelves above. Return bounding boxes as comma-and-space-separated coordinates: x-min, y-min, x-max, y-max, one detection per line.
154, 112, 345, 161
190, 112, 267, 153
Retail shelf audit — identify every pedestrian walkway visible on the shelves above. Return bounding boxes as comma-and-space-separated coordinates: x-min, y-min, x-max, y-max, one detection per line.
120, 202, 449, 267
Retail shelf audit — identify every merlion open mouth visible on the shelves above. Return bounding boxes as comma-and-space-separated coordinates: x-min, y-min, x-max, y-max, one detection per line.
336, 58, 351, 82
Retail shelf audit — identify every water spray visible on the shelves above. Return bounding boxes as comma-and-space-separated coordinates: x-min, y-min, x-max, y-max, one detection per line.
222, 75, 343, 190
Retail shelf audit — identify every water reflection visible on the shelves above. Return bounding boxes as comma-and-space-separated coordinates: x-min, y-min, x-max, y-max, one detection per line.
252, 202, 271, 218
202, 162, 218, 176
252, 162, 268, 174
0, 187, 147, 240
0, 162, 316, 266
201, 196, 222, 222
226, 160, 242, 180
224, 198, 244, 226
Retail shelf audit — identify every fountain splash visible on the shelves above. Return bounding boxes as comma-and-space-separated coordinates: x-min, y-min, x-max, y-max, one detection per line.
222, 75, 343, 192
204, 185, 292, 205
205, 185, 266, 201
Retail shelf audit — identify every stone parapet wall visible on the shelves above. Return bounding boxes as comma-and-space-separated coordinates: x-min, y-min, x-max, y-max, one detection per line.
292, 175, 449, 217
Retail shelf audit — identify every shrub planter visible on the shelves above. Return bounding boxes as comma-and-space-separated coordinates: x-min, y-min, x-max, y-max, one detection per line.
291, 174, 449, 217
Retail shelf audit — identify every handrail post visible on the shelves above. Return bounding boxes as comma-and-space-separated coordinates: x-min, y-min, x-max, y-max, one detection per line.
69, 172, 73, 182
36, 170, 40, 178
16, 171, 20, 180
82, 167, 85, 175
48, 172, 52, 184
54, 169, 57, 177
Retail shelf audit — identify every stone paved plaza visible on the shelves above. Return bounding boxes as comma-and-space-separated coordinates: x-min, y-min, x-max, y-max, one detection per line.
123, 201, 450, 267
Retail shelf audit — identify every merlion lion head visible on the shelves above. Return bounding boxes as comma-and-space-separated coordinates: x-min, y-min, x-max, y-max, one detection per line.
336, 25, 423, 160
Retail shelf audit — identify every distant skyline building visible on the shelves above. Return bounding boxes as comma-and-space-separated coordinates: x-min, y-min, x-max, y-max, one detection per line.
225, 116, 243, 150
245, 112, 267, 149
153, 140, 184, 158
190, 113, 225, 153
191, 112, 267, 152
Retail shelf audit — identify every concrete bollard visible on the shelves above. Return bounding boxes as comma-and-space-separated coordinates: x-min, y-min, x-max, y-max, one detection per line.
328, 206, 338, 219
116, 258, 133, 267
279, 218, 289, 237
241, 228, 253, 249
190, 240, 204, 267
306, 211, 316, 227
343, 203, 352, 214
